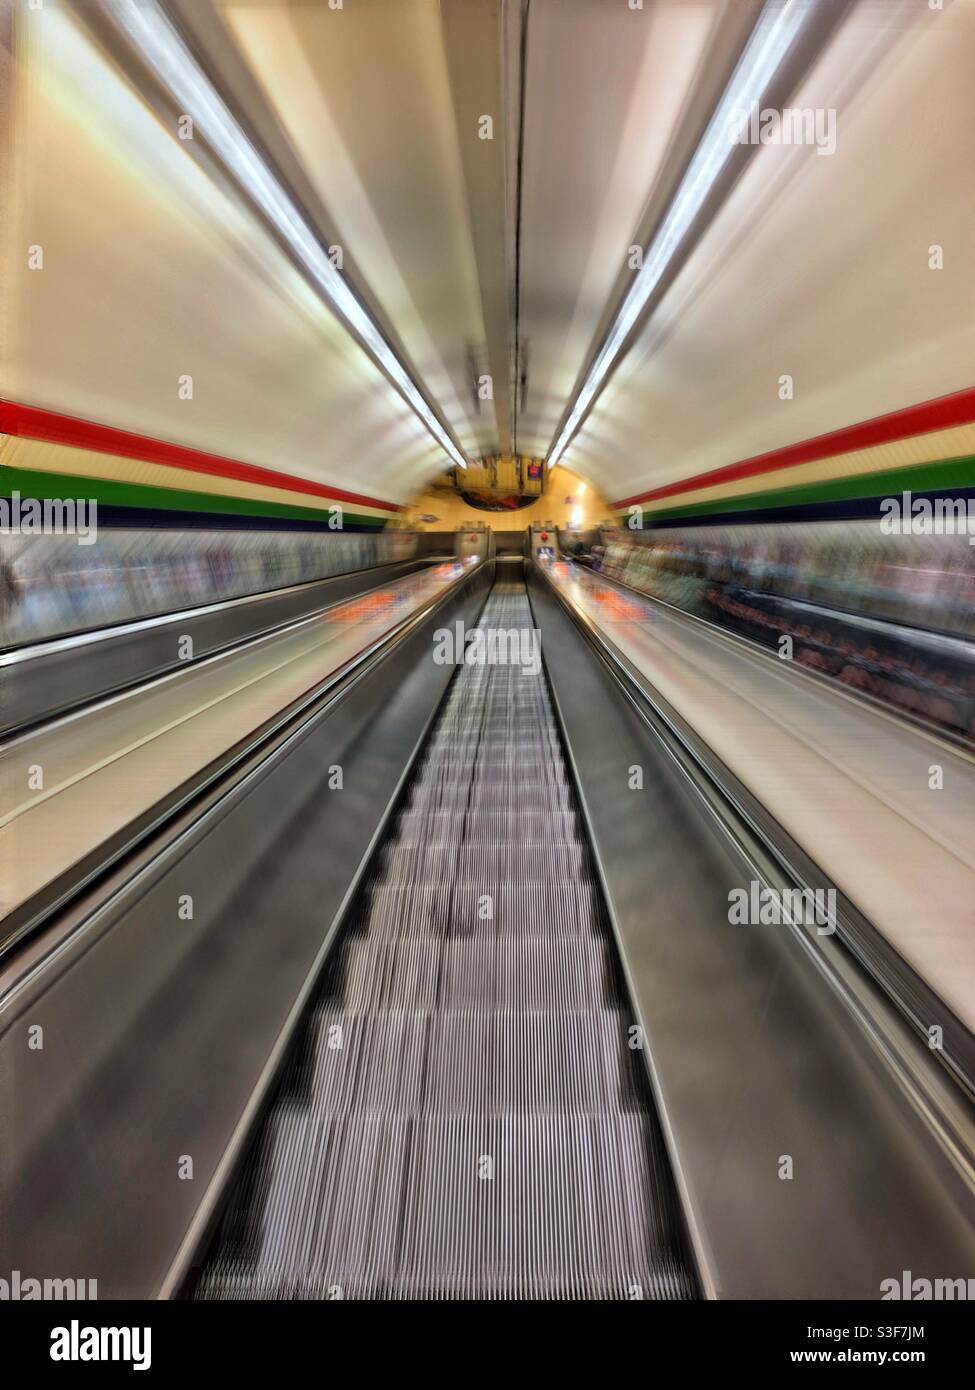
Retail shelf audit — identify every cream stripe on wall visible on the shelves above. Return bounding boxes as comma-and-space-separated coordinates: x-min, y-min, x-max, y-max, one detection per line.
0, 434, 394, 521
621, 421, 975, 514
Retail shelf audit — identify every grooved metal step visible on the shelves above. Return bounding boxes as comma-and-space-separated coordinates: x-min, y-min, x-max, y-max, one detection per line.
197, 576, 695, 1300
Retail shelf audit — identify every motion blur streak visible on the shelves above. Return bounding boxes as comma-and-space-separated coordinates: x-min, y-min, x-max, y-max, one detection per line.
1, 0, 974, 1313
108, 0, 469, 470
548, 0, 814, 466
2, 6, 443, 499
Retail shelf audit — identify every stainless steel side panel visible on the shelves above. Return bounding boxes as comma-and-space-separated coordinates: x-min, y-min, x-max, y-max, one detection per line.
0, 562, 492, 1298
0, 557, 430, 735
528, 565, 975, 1299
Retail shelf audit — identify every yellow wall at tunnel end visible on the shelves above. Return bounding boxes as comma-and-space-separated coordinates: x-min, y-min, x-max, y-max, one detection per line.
400, 466, 610, 532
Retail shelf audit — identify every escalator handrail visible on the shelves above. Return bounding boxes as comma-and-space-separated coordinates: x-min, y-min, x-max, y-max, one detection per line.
0, 558, 493, 966
531, 558, 975, 1169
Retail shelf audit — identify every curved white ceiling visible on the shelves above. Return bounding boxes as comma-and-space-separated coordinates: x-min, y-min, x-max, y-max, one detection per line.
565, 0, 975, 504
4, 0, 972, 506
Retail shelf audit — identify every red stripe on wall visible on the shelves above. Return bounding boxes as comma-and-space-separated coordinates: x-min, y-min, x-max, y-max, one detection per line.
0, 400, 402, 514
612, 385, 975, 510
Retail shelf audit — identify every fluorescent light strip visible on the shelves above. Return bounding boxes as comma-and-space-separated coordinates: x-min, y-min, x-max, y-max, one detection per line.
547, 0, 813, 467
109, 0, 468, 469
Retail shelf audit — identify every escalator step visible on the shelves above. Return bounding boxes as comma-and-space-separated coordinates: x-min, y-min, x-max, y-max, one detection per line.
197, 575, 694, 1300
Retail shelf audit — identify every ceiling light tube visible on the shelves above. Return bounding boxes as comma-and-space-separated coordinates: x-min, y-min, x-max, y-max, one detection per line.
547, 0, 813, 468
108, 0, 469, 468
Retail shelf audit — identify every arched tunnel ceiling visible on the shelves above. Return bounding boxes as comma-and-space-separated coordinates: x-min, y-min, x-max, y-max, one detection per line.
567, 0, 975, 506
3, 0, 973, 509
209, 0, 506, 463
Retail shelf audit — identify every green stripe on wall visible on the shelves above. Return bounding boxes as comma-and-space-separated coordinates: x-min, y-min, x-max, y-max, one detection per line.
0, 466, 387, 530
621, 454, 975, 523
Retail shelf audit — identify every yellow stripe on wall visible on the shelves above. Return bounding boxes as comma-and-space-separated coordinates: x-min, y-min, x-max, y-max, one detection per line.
0, 434, 394, 521
618, 421, 975, 514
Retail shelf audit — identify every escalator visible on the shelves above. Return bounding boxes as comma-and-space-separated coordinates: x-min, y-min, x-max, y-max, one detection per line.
6, 555, 973, 1300
195, 568, 697, 1299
